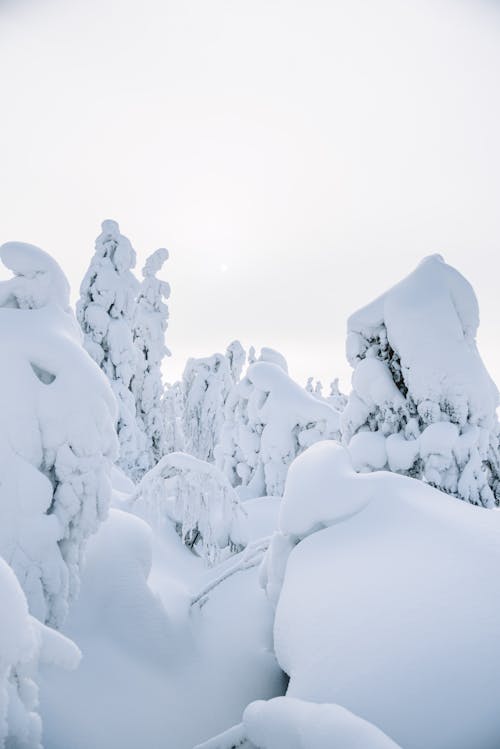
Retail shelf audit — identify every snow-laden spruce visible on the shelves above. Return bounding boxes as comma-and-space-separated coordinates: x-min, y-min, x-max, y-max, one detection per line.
217, 349, 341, 498
77, 220, 144, 478
163, 380, 186, 454
342, 254, 500, 506
0, 241, 117, 626
0, 556, 80, 749
183, 342, 245, 463
132, 452, 248, 564
132, 247, 171, 477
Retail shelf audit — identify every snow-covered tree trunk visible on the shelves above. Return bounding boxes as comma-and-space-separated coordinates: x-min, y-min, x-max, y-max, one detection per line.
0, 242, 118, 627
342, 254, 500, 507
132, 248, 171, 478
77, 220, 144, 479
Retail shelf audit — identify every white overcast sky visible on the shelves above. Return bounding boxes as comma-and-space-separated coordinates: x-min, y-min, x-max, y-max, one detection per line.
1, 0, 500, 389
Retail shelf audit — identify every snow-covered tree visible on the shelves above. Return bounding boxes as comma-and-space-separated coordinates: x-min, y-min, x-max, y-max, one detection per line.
182, 342, 245, 463
133, 452, 247, 565
163, 381, 186, 454
217, 349, 341, 498
77, 219, 143, 478
133, 248, 171, 477
0, 556, 80, 748
342, 254, 500, 507
0, 241, 118, 626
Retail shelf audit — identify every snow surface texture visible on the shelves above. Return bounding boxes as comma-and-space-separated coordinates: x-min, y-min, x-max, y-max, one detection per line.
0, 242, 117, 626
196, 697, 401, 749
262, 440, 500, 749
77, 220, 144, 478
0, 557, 80, 749
217, 351, 341, 498
132, 247, 171, 477
183, 342, 244, 463
343, 254, 500, 506
133, 452, 248, 564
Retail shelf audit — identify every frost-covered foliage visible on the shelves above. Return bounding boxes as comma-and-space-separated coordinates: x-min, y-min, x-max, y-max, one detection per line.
0, 242, 117, 626
217, 351, 341, 499
77, 220, 144, 478
133, 452, 248, 565
133, 248, 171, 477
183, 342, 245, 462
196, 697, 401, 749
342, 254, 500, 507
260, 440, 500, 749
0, 557, 80, 749
163, 381, 186, 454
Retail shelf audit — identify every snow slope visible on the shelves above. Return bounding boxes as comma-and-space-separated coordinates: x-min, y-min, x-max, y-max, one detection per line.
268, 441, 500, 749
39, 506, 284, 749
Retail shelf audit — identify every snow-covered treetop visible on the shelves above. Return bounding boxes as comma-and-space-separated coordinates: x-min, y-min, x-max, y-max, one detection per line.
0, 241, 71, 312
346, 254, 497, 426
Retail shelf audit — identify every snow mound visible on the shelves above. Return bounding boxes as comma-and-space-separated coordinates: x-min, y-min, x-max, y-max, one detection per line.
195, 697, 400, 749
0, 241, 71, 311
343, 254, 500, 506
269, 441, 500, 749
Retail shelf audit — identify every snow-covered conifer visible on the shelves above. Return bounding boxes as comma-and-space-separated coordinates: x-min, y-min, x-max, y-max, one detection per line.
132, 248, 171, 477
0, 556, 80, 748
133, 452, 247, 565
182, 341, 246, 463
0, 242, 118, 626
342, 254, 500, 507
77, 220, 143, 478
217, 349, 341, 498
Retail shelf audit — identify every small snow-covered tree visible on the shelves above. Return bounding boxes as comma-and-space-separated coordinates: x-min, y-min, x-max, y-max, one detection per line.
133, 248, 171, 477
77, 219, 144, 478
0, 242, 118, 626
342, 254, 500, 507
182, 341, 246, 463
217, 349, 341, 498
0, 556, 80, 748
133, 452, 247, 565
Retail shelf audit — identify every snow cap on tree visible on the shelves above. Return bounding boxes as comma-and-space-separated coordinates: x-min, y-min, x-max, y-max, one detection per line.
343, 254, 500, 507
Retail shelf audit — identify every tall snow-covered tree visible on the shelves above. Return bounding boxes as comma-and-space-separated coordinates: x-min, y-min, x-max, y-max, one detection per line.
77, 219, 144, 478
0, 241, 118, 626
132, 248, 171, 477
342, 254, 500, 507
182, 341, 246, 463
217, 348, 341, 498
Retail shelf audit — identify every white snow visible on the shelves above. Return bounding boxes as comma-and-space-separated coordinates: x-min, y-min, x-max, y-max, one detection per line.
267, 441, 500, 749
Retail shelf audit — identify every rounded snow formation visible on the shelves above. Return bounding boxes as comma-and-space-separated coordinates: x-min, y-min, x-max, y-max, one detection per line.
243, 697, 401, 749
274, 442, 500, 749
279, 441, 372, 539
0, 241, 71, 310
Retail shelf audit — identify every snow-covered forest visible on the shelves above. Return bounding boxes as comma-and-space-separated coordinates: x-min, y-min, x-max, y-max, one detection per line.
2, 224, 500, 749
